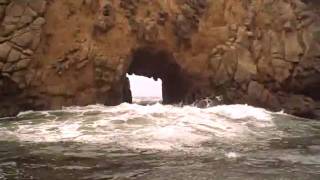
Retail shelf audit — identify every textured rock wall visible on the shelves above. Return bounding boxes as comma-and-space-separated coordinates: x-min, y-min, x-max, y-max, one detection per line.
0, 0, 46, 116
0, 0, 320, 118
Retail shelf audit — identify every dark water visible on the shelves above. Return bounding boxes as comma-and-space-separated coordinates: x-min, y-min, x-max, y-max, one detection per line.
0, 103, 320, 180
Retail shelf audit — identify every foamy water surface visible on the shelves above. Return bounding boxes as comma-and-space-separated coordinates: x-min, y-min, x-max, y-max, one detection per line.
0, 102, 320, 179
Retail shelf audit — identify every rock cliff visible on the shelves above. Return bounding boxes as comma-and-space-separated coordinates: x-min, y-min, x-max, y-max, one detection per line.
0, 0, 320, 118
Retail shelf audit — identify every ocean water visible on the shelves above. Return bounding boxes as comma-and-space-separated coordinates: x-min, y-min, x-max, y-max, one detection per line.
0, 99, 320, 180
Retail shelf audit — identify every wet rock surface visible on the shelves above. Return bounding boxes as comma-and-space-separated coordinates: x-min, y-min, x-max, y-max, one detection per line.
0, 0, 319, 119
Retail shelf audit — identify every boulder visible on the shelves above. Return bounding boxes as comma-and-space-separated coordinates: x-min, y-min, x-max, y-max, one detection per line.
0, 43, 11, 61
281, 95, 316, 117
5, 1, 25, 17
15, 58, 31, 71
7, 49, 21, 63
248, 81, 264, 101
30, 17, 46, 30
11, 31, 33, 48
18, 7, 37, 28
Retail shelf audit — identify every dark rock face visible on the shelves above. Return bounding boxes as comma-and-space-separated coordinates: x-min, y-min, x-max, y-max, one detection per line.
0, 0, 320, 119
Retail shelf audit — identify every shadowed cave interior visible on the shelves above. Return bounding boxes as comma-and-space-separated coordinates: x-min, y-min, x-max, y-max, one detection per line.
124, 47, 190, 104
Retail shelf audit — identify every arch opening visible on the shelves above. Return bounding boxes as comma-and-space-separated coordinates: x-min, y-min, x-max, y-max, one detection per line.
127, 74, 163, 103
125, 47, 190, 104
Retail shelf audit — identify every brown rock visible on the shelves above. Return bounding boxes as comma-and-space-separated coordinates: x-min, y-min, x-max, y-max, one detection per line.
6, 1, 25, 17
18, 7, 37, 27
234, 48, 257, 83
7, 49, 21, 63
11, 31, 33, 47
271, 59, 293, 83
282, 95, 316, 117
15, 58, 31, 70
0, 5, 5, 21
28, 0, 47, 14
0, 43, 11, 61
30, 17, 46, 30
2, 62, 14, 73
11, 71, 26, 89
46, 84, 74, 97
283, 31, 303, 62
214, 63, 230, 86
0, 61, 4, 71
248, 81, 264, 101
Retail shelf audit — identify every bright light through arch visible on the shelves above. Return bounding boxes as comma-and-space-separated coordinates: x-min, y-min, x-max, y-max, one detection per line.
127, 74, 162, 101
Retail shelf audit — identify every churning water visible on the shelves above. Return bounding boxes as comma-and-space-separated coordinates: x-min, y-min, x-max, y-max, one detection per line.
0, 100, 320, 179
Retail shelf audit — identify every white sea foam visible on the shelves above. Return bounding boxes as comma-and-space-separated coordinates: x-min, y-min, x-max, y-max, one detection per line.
0, 103, 289, 151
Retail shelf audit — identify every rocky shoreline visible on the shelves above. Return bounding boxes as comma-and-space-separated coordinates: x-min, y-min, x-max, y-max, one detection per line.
0, 0, 320, 119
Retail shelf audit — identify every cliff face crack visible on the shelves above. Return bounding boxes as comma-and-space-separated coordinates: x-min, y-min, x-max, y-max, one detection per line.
126, 47, 190, 104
